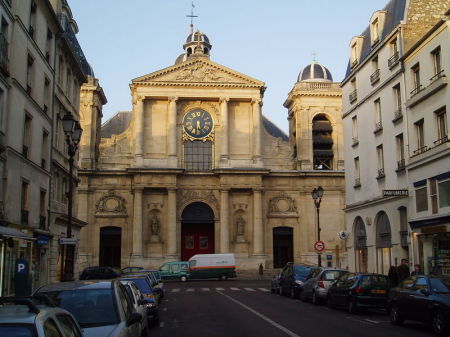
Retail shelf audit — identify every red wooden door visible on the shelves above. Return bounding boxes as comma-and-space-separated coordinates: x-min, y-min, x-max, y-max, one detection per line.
181, 223, 214, 261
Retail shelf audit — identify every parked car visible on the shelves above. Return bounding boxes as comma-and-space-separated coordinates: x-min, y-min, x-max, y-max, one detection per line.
79, 266, 122, 280
120, 276, 159, 326
278, 262, 322, 299
127, 270, 165, 301
159, 261, 190, 282
301, 268, 348, 304
35, 280, 142, 337
0, 296, 84, 337
270, 270, 282, 294
327, 273, 389, 313
121, 267, 144, 274
389, 275, 450, 336
120, 280, 149, 335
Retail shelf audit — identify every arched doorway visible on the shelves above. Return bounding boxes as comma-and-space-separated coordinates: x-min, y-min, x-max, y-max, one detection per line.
273, 227, 293, 268
181, 202, 215, 261
354, 217, 367, 272
375, 211, 392, 274
99, 226, 121, 268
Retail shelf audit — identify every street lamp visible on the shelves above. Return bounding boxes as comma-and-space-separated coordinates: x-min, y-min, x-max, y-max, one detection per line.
311, 186, 324, 267
61, 113, 82, 281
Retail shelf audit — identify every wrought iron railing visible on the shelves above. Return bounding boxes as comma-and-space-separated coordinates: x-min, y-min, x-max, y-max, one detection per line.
430, 70, 445, 83
370, 69, 380, 85
374, 121, 383, 133
410, 85, 423, 96
433, 135, 448, 146
413, 145, 428, 156
377, 168, 385, 179
354, 178, 361, 187
392, 109, 403, 122
349, 89, 357, 103
388, 52, 399, 69
397, 159, 405, 171
352, 137, 359, 146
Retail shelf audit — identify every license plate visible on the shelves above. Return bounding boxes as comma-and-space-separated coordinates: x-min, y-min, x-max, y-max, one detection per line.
371, 289, 386, 294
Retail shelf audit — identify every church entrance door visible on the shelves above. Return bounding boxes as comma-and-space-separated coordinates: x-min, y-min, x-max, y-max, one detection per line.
99, 226, 121, 268
181, 202, 214, 261
273, 227, 293, 268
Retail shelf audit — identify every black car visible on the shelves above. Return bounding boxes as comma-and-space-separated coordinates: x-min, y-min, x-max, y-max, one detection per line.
389, 275, 450, 336
79, 266, 122, 280
327, 273, 389, 313
278, 263, 321, 299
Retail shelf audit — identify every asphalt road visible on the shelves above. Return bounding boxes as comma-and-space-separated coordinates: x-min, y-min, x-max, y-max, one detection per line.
149, 280, 433, 337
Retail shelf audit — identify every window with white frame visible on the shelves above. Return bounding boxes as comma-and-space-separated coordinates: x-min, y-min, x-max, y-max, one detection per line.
23, 113, 32, 159
352, 116, 358, 144
435, 107, 447, 143
415, 184, 428, 212
354, 157, 360, 185
396, 133, 405, 169
26, 54, 34, 94
371, 18, 380, 45
374, 99, 382, 131
438, 178, 450, 208
45, 28, 52, 63
376, 144, 384, 177
351, 43, 358, 66
414, 119, 425, 154
411, 63, 421, 95
393, 84, 402, 113
431, 46, 442, 79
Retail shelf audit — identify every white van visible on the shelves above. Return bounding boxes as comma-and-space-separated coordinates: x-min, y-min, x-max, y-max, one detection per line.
188, 254, 236, 281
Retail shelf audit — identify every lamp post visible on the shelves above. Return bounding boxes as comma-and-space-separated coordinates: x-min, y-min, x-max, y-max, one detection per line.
61, 113, 82, 281
311, 186, 324, 267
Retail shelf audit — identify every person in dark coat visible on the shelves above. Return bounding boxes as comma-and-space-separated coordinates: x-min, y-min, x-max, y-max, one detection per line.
397, 259, 410, 283
410, 264, 421, 276
387, 265, 399, 288
258, 263, 264, 280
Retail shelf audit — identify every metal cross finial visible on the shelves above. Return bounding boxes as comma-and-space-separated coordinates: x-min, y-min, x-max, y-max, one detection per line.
186, 1, 198, 33
312, 51, 317, 63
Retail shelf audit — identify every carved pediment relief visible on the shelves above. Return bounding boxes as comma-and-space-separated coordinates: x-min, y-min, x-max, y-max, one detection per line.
268, 193, 298, 218
95, 191, 127, 218
132, 59, 264, 87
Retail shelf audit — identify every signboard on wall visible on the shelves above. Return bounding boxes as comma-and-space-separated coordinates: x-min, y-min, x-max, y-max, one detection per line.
383, 190, 408, 197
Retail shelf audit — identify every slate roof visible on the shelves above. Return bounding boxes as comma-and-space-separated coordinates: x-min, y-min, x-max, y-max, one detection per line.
344, 0, 407, 80
262, 116, 289, 142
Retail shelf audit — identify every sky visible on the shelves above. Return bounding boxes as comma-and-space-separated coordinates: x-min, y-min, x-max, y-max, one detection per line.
70, 0, 390, 133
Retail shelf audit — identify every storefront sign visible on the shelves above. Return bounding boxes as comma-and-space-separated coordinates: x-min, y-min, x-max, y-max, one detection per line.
15, 258, 31, 296
59, 238, 77, 245
36, 235, 50, 246
383, 190, 409, 197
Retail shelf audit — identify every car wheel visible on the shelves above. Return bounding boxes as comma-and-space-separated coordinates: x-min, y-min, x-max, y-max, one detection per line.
312, 291, 319, 305
389, 303, 404, 325
348, 298, 357, 314
180, 276, 187, 282
432, 310, 447, 336
219, 274, 228, 281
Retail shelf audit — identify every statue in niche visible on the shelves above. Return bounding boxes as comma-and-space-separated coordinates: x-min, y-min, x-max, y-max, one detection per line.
149, 214, 160, 242
236, 215, 246, 243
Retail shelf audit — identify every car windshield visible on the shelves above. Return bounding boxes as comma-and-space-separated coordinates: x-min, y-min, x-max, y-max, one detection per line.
0, 325, 35, 337
123, 278, 152, 293
430, 277, 450, 293
323, 270, 346, 281
293, 266, 311, 278
39, 289, 119, 328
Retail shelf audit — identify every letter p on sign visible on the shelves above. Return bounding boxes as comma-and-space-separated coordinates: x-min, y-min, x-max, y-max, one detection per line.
17, 263, 25, 273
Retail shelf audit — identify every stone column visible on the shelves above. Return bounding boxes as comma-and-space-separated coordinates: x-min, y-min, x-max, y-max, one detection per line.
132, 188, 143, 256
168, 97, 178, 166
220, 98, 229, 164
253, 189, 264, 256
134, 97, 145, 166
252, 99, 262, 164
220, 189, 229, 253
167, 189, 177, 256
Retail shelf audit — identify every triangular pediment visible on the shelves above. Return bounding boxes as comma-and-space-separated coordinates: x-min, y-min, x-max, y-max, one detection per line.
132, 58, 265, 87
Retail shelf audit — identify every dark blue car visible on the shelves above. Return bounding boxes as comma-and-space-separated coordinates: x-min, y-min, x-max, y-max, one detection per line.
278, 263, 321, 299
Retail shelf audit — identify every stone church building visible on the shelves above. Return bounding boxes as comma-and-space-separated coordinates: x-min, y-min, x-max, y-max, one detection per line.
76, 30, 346, 271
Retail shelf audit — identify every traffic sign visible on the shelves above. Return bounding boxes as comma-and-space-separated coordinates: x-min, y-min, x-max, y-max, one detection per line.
314, 240, 325, 252
59, 238, 77, 245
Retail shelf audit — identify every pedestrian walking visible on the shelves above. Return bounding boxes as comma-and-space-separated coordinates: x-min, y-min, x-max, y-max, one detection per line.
410, 264, 421, 276
258, 263, 264, 280
397, 259, 410, 283
387, 265, 399, 288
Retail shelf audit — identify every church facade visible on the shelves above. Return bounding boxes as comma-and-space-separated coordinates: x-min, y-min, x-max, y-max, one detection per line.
76, 31, 346, 271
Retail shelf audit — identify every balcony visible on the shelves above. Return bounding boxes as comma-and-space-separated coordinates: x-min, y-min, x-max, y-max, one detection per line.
39, 215, 46, 230
354, 178, 361, 188
406, 73, 447, 108
0, 32, 9, 75
410, 85, 423, 97
412, 145, 429, 156
58, 14, 91, 77
433, 135, 449, 147
21, 210, 29, 225
352, 137, 359, 147
388, 52, 399, 69
376, 168, 385, 179
396, 159, 405, 172
392, 109, 403, 123
374, 121, 383, 134
430, 70, 445, 84
349, 90, 357, 103
370, 69, 380, 85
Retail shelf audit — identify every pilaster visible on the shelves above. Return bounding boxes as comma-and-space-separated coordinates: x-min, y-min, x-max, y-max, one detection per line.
168, 97, 178, 167
167, 188, 177, 257
252, 99, 263, 166
219, 97, 229, 166
134, 97, 145, 166
132, 188, 143, 256
252, 188, 264, 256
220, 189, 230, 253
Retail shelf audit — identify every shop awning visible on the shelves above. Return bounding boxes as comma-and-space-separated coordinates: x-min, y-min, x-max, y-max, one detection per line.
0, 226, 35, 240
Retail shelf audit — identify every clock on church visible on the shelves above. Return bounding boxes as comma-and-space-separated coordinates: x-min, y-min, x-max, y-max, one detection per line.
182, 109, 214, 140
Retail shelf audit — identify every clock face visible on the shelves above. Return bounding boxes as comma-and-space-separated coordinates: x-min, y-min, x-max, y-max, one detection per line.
182, 109, 214, 139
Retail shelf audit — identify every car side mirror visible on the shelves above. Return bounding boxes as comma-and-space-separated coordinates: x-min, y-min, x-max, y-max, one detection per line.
420, 288, 430, 296
126, 312, 142, 326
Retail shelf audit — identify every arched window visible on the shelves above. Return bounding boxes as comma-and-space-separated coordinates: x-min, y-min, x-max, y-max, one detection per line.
375, 211, 392, 274
354, 217, 367, 272
312, 114, 333, 170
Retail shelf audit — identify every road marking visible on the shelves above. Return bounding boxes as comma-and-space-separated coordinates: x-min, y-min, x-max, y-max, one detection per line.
244, 288, 255, 291
159, 322, 165, 328
171, 288, 180, 292
230, 287, 240, 291
364, 319, 380, 324
217, 291, 301, 337
258, 288, 270, 292
186, 288, 195, 292
202, 288, 210, 291
345, 316, 375, 326
216, 287, 225, 291
163, 308, 168, 311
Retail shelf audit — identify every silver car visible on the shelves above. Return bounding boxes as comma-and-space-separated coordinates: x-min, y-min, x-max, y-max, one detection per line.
301, 268, 348, 304
120, 280, 149, 335
35, 280, 142, 337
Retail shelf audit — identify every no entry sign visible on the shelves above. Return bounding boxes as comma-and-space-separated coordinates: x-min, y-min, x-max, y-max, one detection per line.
314, 240, 325, 252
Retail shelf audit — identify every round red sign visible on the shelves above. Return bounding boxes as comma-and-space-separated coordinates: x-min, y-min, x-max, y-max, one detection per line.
314, 240, 325, 252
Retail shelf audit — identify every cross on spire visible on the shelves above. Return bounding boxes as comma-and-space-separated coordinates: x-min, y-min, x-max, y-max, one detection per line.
186, 1, 198, 33
312, 51, 318, 63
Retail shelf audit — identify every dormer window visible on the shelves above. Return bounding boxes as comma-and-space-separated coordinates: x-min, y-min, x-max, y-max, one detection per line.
371, 18, 380, 45
370, 11, 387, 47
349, 36, 364, 69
